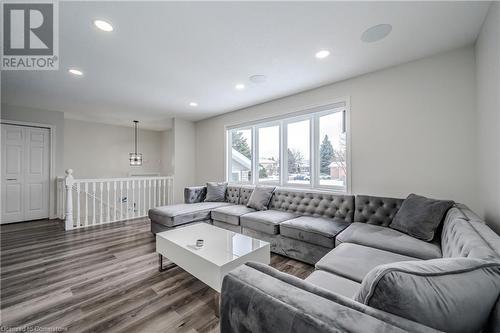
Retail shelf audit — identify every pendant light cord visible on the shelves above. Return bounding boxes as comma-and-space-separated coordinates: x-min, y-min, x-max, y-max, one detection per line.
134, 120, 138, 154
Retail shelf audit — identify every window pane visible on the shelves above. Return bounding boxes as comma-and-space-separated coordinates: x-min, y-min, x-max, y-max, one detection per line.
230, 129, 252, 183
258, 125, 280, 183
287, 119, 310, 185
319, 111, 347, 188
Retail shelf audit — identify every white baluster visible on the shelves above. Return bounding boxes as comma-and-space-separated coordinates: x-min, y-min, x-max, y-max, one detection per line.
153, 179, 157, 207
169, 178, 173, 205
137, 180, 141, 217
125, 180, 130, 220
119, 181, 123, 220
92, 182, 96, 225
131, 180, 135, 218
143, 179, 146, 215
157, 179, 161, 206
64, 169, 74, 230
166, 178, 170, 204
149, 179, 152, 210
57, 180, 61, 219
163, 178, 167, 205
76, 182, 81, 228
108, 181, 116, 221
99, 182, 104, 223
158, 178, 162, 206
106, 181, 110, 222
84, 182, 89, 227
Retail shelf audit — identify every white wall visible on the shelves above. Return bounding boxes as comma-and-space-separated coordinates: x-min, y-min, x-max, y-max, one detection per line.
161, 129, 174, 176
1, 104, 65, 218
64, 119, 163, 179
476, 3, 500, 234
195, 47, 479, 211
172, 118, 196, 203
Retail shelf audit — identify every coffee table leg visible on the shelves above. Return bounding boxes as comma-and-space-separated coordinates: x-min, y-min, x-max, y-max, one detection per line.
158, 254, 176, 272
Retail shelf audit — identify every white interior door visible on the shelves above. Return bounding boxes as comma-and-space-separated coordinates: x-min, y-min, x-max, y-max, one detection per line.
1, 125, 50, 224
2, 125, 25, 223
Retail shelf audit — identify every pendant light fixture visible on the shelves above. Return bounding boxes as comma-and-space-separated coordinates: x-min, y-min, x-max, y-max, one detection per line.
129, 120, 143, 166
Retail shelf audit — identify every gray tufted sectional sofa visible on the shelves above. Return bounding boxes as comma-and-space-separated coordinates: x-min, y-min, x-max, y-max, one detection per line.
150, 185, 355, 264
149, 185, 500, 333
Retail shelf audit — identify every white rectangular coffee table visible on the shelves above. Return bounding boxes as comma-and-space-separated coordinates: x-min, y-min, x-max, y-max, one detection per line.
156, 223, 270, 293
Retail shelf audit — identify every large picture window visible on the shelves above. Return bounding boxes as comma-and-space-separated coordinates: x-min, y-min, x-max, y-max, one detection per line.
226, 101, 349, 192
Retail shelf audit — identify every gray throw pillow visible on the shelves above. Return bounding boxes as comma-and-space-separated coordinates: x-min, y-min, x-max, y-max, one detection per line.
354, 258, 500, 333
390, 193, 454, 241
246, 186, 275, 211
204, 182, 227, 202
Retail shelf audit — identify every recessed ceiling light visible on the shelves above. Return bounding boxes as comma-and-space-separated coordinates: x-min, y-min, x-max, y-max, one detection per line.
235, 84, 245, 90
189, 102, 198, 107
315, 50, 330, 59
93, 19, 113, 32
68, 68, 83, 76
361, 24, 392, 43
249, 75, 267, 84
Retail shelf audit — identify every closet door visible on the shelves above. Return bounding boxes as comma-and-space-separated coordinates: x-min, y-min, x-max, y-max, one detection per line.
2, 125, 25, 223
24, 127, 50, 221
1, 125, 50, 224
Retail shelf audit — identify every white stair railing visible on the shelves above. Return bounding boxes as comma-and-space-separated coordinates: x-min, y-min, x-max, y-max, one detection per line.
57, 169, 174, 230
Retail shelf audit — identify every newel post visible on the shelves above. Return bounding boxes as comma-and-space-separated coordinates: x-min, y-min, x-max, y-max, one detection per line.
65, 169, 74, 230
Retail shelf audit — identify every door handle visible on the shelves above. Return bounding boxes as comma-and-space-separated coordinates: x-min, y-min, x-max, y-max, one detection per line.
6, 178, 17, 181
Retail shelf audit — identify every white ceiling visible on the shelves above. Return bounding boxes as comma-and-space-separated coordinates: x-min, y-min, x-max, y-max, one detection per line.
1, 1, 490, 130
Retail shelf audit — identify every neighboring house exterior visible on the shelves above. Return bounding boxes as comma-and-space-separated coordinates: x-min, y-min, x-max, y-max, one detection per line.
328, 161, 346, 181
231, 149, 251, 182
259, 158, 279, 177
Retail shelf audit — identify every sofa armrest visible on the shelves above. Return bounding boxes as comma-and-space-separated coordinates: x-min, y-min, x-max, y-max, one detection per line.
184, 186, 207, 203
221, 262, 441, 333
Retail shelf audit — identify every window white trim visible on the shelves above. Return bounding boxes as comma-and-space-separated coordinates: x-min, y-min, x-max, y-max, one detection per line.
225, 97, 351, 193
226, 99, 347, 130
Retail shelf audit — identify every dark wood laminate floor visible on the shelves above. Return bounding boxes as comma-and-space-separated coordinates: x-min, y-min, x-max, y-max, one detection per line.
0, 218, 313, 333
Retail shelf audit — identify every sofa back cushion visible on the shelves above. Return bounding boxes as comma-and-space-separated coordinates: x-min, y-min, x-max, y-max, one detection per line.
269, 188, 354, 222
355, 258, 500, 333
246, 186, 276, 210
204, 182, 228, 202
184, 186, 207, 203
441, 205, 500, 260
239, 186, 254, 206
354, 195, 404, 226
226, 185, 241, 204
389, 194, 454, 242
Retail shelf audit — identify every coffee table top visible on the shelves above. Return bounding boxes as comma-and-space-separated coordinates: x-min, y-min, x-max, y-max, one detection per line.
156, 223, 269, 267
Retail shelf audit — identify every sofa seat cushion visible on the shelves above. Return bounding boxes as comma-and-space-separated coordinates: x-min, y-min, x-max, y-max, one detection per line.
211, 205, 256, 226
336, 222, 441, 260
316, 243, 421, 283
148, 202, 232, 227
280, 216, 349, 248
305, 270, 361, 298
240, 210, 297, 235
